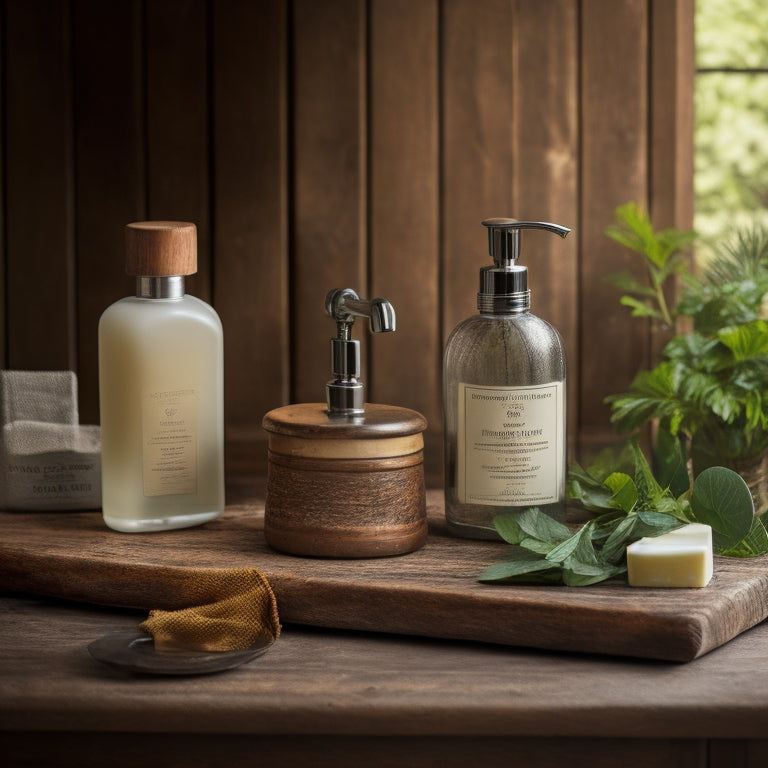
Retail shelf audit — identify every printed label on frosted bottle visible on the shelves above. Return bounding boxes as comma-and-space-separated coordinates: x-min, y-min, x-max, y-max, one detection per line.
457, 382, 564, 506
142, 388, 198, 496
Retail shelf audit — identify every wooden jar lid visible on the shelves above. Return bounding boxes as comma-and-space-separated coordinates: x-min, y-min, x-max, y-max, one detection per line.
125, 221, 197, 276
263, 403, 427, 459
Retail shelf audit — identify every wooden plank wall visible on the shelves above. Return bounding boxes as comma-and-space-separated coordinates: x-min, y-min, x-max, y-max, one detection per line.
0, 0, 694, 483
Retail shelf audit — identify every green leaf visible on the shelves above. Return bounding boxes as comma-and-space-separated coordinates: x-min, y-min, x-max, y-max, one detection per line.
493, 508, 571, 549
515, 507, 572, 544
689, 466, 755, 551
620, 296, 664, 320
478, 549, 562, 583
604, 472, 637, 513
717, 320, 768, 361
545, 521, 595, 564
566, 463, 615, 511
562, 561, 625, 587
599, 515, 639, 564
653, 426, 691, 498
635, 509, 685, 531
630, 439, 665, 508
493, 513, 524, 545
719, 516, 768, 558
518, 537, 560, 555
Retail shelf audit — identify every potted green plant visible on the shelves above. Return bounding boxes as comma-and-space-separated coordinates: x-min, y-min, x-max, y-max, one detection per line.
604, 203, 768, 514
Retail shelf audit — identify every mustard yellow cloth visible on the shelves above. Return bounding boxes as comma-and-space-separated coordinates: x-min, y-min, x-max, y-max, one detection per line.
139, 568, 281, 652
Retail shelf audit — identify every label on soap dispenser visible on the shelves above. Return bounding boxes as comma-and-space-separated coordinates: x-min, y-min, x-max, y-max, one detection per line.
142, 388, 198, 496
457, 382, 564, 506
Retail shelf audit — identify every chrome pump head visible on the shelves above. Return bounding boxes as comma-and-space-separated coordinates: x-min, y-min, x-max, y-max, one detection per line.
478, 218, 571, 313
324, 288, 396, 415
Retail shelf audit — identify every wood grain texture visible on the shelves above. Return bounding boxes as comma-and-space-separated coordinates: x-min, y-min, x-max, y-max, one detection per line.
513, 0, 580, 455
0, 1, 697, 482
1, 486, 767, 663
579, 0, 651, 442
441, 0, 515, 339
368, 0, 441, 476
73, 0, 145, 424
5, 0, 76, 371
263, 402, 428, 437
124, 221, 197, 276
649, 0, 696, 362
0, 730, 711, 768
264, 454, 428, 557
0, 4, 5, 368
145, 0, 211, 301
263, 404, 428, 556
292, 0, 367, 405
6, 591, 768, 749
212, 0, 289, 429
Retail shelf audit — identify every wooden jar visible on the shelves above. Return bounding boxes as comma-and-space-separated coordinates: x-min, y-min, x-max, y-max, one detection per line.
262, 403, 428, 558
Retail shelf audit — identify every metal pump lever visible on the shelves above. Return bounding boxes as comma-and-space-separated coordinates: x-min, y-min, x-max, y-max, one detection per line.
324, 288, 396, 415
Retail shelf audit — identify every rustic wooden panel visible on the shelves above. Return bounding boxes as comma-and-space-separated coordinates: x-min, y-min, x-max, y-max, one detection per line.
579, 0, 651, 449
145, 0, 211, 302
513, 0, 580, 454
368, 0, 441, 475
441, 0, 516, 339
5, 0, 75, 371
73, 0, 146, 424
0, 0, 696, 470
211, 0, 288, 466
292, 0, 367, 405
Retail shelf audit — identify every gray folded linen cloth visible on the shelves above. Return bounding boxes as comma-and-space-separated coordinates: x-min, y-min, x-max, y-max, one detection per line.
0, 370, 101, 510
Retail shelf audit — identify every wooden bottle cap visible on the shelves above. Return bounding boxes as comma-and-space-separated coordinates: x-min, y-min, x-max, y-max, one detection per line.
125, 221, 197, 276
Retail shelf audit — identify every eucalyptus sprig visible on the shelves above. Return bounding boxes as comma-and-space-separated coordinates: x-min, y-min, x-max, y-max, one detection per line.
478, 441, 767, 587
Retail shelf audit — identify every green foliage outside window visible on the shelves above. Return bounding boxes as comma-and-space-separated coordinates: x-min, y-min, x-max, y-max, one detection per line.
695, 0, 768, 260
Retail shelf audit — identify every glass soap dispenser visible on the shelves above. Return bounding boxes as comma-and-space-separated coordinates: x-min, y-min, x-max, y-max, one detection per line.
98, 221, 225, 532
443, 218, 571, 539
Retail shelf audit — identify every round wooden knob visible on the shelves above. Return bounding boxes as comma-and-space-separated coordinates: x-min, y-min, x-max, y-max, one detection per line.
125, 221, 197, 277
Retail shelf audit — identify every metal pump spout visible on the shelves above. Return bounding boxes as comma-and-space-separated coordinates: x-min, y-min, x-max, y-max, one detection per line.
477, 218, 571, 313
324, 288, 396, 415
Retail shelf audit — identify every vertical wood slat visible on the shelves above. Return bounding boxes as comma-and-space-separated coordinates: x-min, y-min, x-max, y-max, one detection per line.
650, 0, 696, 361
73, 0, 145, 424
512, 0, 580, 454
5, 0, 75, 372
145, 0, 211, 303
211, 0, 288, 476
441, 0, 516, 341
0, 3, 5, 369
368, 0, 441, 475
650, 0, 695, 233
291, 0, 368, 406
578, 0, 651, 451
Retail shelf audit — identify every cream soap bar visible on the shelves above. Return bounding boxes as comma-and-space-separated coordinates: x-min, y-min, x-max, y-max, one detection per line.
626, 523, 713, 588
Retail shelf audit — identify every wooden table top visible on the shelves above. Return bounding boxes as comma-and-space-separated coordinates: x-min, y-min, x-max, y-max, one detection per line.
4, 480, 768, 767
2, 590, 768, 739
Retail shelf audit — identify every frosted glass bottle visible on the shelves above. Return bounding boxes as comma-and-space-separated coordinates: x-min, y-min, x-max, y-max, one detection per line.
98, 221, 225, 532
443, 218, 570, 540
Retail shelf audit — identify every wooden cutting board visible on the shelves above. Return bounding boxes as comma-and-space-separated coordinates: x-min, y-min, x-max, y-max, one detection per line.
2, 487, 768, 662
